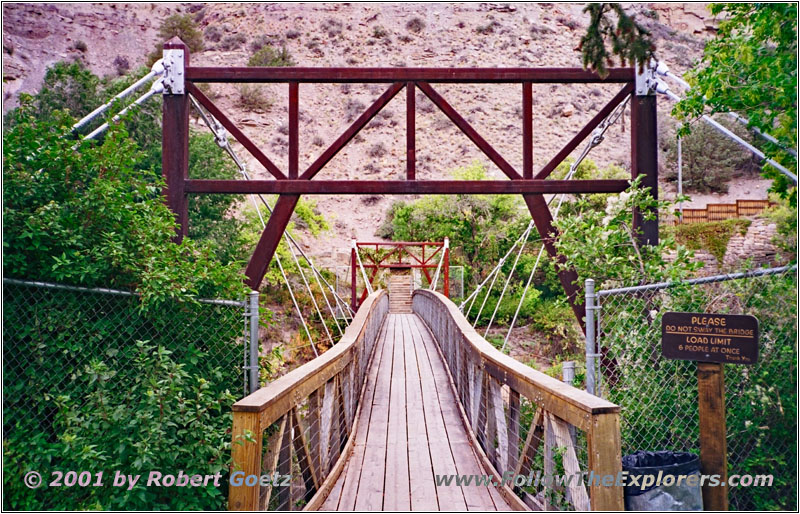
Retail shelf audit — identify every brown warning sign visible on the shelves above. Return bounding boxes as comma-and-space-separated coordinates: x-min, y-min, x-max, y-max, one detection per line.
662, 312, 759, 365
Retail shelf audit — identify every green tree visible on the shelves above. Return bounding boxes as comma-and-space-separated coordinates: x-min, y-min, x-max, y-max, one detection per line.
379, 162, 528, 285
672, 3, 797, 200
580, 3, 655, 78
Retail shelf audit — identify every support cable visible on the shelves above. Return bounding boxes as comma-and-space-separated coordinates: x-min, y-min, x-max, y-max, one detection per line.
657, 62, 797, 159
352, 241, 374, 296
483, 223, 534, 337
501, 96, 630, 350
72, 59, 165, 133
657, 83, 797, 184
189, 96, 352, 332
79, 79, 164, 143
429, 238, 449, 292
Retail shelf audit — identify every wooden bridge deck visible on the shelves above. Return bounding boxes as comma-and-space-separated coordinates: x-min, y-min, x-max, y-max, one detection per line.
320, 313, 513, 511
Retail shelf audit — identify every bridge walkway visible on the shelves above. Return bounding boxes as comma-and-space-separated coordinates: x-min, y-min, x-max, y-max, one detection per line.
321, 313, 511, 510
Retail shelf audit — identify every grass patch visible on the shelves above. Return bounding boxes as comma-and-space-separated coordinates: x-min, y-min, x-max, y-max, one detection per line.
668, 219, 751, 263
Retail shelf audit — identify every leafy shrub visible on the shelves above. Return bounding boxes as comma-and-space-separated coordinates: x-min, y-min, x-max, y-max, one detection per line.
218, 33, 247, 51
406, 17, 425, 33
204, 25, 222, 43
372, 25, 389, 39
667, 219, 751, 263
286, 29, 301, 39
247, 46, 294, 67
112, 55, 130, 75
660, 117, 759, 193
72, 40, 88, 52
146, 14, 204, 65
235, 84, 272, 111
475, 20, 500, 34
763, 193, 797, 263
3, 101, 246, 303
321, 18, 343, 38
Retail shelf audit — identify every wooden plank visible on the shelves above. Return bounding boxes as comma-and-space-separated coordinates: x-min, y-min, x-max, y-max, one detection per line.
412, 315, 521, 511
186, 66, 636, 83
291, 407, 320, 499
277, 414, 292, 510
399, 315, 439, 511
162, 41, 190, 242
507, 389, 521, 476
631, 92, 659, 246
407, 316, 469, 511
185, 178, 631, 195
407, 82, 416, 180
320, 379, 334, 476
543, 412, 555, 511
353, 315, 395, 510
514, 408, 544, 479
307, 389, 321, 484
319, 458, 348, 510
490, 379, 509, 473
260, 416, 287, 510
587, 411, 624, 511
522, 82, 533, 179
384, 315, 411, 510
698, 362, 729, 511
332, 315, 391, 510
485, 376, 499, 468
289, 82, 299, 178
229, 411, 262, 511
547, 414, 590, 511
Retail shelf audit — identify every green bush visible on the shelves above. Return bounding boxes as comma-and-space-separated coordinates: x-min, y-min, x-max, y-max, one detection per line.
667, 218, 751, 264
147, 14, 204, 65
247, 46, 294, 67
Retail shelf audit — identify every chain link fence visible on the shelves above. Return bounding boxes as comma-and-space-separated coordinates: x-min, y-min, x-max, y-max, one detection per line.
588, 265, 797, 510
3, 278, 253, 510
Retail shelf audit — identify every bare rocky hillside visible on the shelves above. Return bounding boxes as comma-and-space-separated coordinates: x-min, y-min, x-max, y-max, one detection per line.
3, 3, 770, 267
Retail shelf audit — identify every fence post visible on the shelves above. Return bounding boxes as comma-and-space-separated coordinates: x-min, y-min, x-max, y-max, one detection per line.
248, 290, 260, 394
585, 279, 597, 395
587, 411, 624, 510
229, 410, 262, 510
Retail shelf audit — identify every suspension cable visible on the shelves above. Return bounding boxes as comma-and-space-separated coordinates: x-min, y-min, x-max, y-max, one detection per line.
352, 240, 374, 296
500, 95, 630, 350
429, 238, 449, 292
72, 60, 165, 133
657, 82, 797, 184
189, 95, 353, 331
483, 223, 534, 337
78, 79, 164, 143
657, 62, 798, 159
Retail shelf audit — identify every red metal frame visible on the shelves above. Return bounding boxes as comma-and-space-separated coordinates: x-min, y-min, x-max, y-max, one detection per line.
349, 242, 449, 310
161, 38, 659, 328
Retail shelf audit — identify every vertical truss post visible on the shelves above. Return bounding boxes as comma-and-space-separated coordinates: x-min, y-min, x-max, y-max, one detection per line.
406, 82, 415, 180
350, 247, 358, 312
522, 82, 533, 179
161, 38, 189, 242
443, 243, 450, 298
632, 61, 659, 246
289, 82, 299, 179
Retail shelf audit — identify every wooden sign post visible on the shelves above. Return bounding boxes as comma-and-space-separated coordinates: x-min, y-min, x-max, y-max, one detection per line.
662, 312, 759, 511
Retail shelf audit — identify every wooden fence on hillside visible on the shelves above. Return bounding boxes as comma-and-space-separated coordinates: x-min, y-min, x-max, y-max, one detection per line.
669, 199, 774, 225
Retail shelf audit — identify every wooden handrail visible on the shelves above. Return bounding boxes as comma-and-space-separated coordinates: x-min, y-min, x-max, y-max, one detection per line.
412, 289, 624, 511
229, 290, 389, 511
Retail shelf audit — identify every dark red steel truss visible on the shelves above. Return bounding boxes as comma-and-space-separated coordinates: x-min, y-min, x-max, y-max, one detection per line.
350, 242, 450, 311
161, 38, 659, 327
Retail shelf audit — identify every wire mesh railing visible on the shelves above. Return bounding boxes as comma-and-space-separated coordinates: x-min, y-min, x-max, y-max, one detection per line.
3, 278, 250, 510
589, 265, 797, 510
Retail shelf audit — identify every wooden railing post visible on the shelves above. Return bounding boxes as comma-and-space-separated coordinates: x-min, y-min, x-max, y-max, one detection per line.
587, 411, 624, 510
229, 411, 263, 511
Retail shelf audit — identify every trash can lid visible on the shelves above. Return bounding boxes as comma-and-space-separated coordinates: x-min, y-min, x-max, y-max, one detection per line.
622, 450, 701, 476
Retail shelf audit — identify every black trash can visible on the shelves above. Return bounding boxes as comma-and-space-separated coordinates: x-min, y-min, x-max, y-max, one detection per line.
622, 450, 703, 511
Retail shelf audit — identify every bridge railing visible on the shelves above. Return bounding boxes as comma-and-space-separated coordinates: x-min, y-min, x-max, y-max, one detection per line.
229, 290, 388, 511
413, 290, 624, 511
